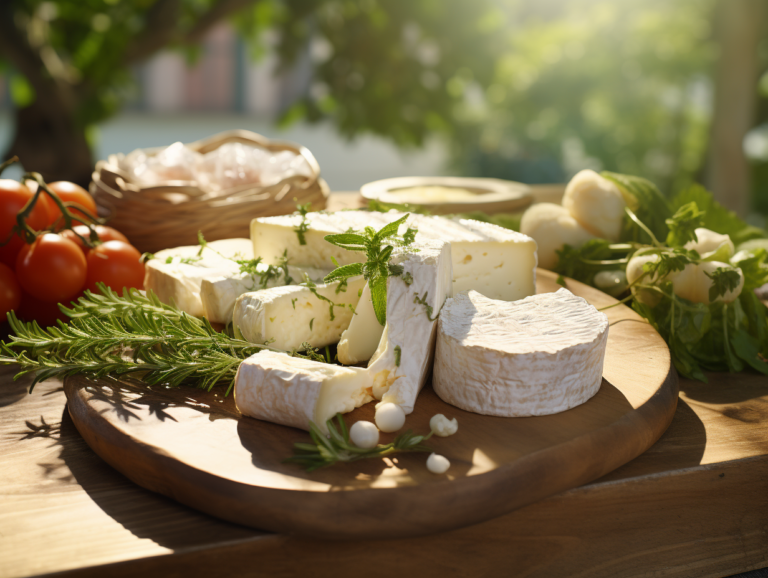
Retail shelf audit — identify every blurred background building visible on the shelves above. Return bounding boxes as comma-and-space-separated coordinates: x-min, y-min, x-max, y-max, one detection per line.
1, 0, 767, 220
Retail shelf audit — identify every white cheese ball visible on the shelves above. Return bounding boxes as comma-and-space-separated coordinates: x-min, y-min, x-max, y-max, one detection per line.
426, 453, 451, 474
520, 203, 595, 270
429, 414, 458, 437
671, 261, 744, 304
562, 169, 627, 241
374, 402, 406, 433
684, 228, 735, 260
349, 420, 379, 449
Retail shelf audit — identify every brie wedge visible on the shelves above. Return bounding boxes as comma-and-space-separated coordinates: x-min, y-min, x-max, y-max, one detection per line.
200, 264, 329, 324
252, 210, 536, 302
232, 276, 366, 351
234, 350, 373, 433
367, 239, 452, 415
336, 282, 383, 365
433, 289, 608, 416
144, 238, 252, 318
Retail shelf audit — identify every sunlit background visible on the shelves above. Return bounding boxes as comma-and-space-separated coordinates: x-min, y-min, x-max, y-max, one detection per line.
1, 0, 767, 219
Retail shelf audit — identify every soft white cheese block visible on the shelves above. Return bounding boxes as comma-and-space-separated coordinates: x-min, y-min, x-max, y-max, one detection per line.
232, 276, 366, 351
200, 264, 329, 324
433, 289, 608, 417
337, 282, 384, 365
252, 210, 536, 302
367, 239, 453, 414
144, 238, 253, 318
234, 350, 373, 433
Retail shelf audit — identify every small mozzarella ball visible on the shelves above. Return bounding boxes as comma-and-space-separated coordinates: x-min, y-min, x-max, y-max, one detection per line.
429, 414, 458, 437
625, 250, 670, 307
520, 203, 595, 269
684, 228, 735, 260
349, 420, 379, 449
671, 261, 744, 304
562, 169, 627, 241
374, 402, 406, 433
593, 270, 628, 297
426, 453, 451, 474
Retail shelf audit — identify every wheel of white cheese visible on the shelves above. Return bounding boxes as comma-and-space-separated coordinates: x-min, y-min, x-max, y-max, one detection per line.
433, 288, 609, 417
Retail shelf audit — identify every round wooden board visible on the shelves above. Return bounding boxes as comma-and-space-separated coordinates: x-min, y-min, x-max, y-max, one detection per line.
64, 270, 678, 539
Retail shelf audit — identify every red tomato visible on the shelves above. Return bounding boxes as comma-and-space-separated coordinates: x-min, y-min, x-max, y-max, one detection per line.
16, 233, 87, 302
85, 240, 145, 293
0, 179, 50, 268
45, 181, 98, 227
16, 292, 72, 327
60, 225, 130, 253
0, 262, 22, 323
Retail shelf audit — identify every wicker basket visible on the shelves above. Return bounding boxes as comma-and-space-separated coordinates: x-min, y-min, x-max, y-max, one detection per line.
90, 130, 329, 253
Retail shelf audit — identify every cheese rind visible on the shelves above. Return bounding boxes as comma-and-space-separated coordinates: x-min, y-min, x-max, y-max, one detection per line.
200, 264, 329, 324
232, 277, 365, 351
367, 239, 452, 414
234, 350, 373, 433
144, 238, 252, 318
252, 211, 536, 301
433, 289, 608, 417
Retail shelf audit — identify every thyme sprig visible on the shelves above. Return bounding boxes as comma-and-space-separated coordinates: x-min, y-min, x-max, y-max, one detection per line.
285, 413, 433, 471
322, 214, 417, 325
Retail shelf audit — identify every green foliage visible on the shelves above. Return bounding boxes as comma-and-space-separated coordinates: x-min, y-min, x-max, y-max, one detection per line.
671, 184, 767, 245
665, 202, 705, 247
602, 172, 673, 244
554, 239, 628, 285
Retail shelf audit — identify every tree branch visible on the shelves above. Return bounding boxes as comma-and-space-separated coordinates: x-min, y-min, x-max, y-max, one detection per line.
123, 0, 261, 67
0, 5, 76, 116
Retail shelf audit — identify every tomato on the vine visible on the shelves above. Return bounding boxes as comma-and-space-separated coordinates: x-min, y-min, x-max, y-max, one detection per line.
0, 262, 22, 323
45, 181, 98, 227
85, 240, 145, 293
60, 225, 130, 253
16, 233, 87, 302
0, 179, 50, 268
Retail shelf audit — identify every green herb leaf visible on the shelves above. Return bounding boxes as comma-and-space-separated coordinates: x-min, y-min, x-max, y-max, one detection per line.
294, 202, 311, 245
665, 202, 705, 247
705, 267, 742, 302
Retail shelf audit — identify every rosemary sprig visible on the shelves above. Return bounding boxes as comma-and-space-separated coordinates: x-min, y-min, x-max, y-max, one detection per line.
0, 284, 275, 394
322, 214, 417, 325
285, 413, 433, 471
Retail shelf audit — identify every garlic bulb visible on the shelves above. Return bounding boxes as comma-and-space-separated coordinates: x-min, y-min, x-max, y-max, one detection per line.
684, 228, 735, 261
520, 203, 595, 270
671, 261, 744, 305
562, 169, 627, 241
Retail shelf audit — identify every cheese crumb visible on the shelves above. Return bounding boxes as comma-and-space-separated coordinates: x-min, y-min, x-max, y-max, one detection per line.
426, 453, 450, 474
350, 421, 379, 449
429, 414, 458, 437
374, 402, 406, 433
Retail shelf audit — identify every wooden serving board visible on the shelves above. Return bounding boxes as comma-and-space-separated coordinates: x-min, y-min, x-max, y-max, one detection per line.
63, 270, 678, 539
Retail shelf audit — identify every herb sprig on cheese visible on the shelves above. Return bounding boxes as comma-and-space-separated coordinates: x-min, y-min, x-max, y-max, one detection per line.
286, 413, 433, 472
322, 214, 417, 325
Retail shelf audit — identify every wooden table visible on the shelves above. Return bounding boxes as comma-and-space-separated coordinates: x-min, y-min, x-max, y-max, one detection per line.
2, 193, 767, 577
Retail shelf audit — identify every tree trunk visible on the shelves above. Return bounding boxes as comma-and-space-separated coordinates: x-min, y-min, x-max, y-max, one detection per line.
6, 101, 93, 187
706, 0, 767, 217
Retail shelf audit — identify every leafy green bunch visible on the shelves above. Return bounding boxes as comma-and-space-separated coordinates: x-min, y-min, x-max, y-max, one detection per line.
322, 214, 417, 326
285, 413, 433, 472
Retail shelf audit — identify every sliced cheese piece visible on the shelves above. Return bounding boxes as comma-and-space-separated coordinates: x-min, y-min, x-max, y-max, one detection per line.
232, 276, 366, 351
234, 350, 373, 433
252, 210, 536, 301
367, 239, 452, 415
337, 282, 384, 365
433, 289, 608, 416
143, 238, 252, 317
200, 264, 329, 324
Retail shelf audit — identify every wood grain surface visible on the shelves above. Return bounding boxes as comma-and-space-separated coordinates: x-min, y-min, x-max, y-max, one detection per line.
60, 271, 677, 539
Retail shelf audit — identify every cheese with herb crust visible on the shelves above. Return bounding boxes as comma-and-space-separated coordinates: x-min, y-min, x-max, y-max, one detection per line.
144, 238, 253, 318
433, 289, 608, 416
251, 210, 536, 302
232, 276, 365, 351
